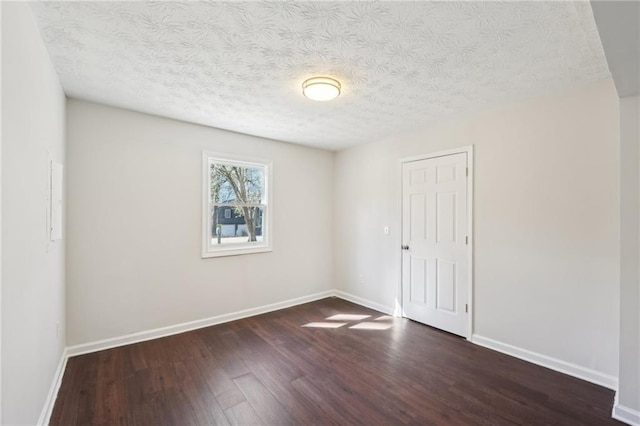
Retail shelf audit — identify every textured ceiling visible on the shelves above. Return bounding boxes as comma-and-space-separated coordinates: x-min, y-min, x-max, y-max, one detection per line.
31, 1, 610, 150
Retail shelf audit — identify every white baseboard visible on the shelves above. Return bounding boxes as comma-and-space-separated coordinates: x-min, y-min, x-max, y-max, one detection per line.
613, 401, 640, 426
37, 348, 69, 426
471, 334, 618, 390
67, 290, 334, 357
333, 290, 395, 315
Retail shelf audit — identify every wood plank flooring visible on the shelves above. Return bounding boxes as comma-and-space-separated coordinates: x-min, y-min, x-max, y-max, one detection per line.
51, 298, 619, 425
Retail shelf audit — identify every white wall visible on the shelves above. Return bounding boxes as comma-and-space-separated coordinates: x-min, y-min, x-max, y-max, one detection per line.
1, 3, 67, 425
66, 100, 333, 346
0, 4, 3, 421
619, 94, 640, 415
334, 79, 620, 381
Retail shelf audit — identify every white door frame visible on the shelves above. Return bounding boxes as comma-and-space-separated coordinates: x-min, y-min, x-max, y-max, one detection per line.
397, 145, 474, 340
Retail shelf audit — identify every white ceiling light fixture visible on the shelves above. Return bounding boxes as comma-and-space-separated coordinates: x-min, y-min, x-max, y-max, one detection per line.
302, 77, 341, 101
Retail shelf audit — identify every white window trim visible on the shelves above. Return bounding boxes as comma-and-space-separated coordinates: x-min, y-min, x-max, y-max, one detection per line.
202, 151, 273, 258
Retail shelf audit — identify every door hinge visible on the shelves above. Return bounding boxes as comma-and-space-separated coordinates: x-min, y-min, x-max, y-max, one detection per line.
465, 236, 468, 245
465, 304, 468, 313
466, 167, 469, 177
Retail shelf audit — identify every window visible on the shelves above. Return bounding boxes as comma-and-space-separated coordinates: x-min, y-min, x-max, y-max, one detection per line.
202, 152, 272, 258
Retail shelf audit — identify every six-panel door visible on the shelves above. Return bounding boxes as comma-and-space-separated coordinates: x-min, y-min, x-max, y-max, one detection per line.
401, 152, 469, 337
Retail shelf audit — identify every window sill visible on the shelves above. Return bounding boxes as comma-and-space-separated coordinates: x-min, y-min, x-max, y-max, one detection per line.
201, 245, 272, 258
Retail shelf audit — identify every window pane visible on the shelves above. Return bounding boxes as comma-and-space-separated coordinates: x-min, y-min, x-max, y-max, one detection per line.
210, 205, 265, 246
203, 153, 271, 258
210, 163, 264, 204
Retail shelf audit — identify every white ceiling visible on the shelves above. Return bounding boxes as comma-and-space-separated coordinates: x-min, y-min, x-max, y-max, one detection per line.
31, 1, 610, 151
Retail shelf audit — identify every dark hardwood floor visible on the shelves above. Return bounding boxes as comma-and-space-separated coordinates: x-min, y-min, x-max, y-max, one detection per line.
51, 297, 619, 425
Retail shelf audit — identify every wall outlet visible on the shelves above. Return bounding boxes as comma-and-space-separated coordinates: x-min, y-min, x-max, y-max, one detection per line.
359, 274, 365, 284
383, 226, 390, 235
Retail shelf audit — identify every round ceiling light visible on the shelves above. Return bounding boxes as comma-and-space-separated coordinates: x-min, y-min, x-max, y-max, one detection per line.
302, 77, 341, 101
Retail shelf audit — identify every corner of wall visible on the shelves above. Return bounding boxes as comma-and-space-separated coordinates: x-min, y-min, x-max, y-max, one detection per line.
618, 94, 640, 419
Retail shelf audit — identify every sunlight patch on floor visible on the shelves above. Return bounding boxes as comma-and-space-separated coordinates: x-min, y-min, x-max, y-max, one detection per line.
349, 322, 393, 330
374, 315, 393, 321
325, 314, 370, 321
302, 322, 346, 328
302, 313, 395, 330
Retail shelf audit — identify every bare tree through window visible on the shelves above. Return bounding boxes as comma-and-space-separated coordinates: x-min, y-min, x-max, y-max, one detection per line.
210, 162, 265, 244
203, 153, 271, 257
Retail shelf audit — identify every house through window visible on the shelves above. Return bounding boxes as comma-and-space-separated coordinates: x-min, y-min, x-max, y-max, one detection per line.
202, 152, 272, 258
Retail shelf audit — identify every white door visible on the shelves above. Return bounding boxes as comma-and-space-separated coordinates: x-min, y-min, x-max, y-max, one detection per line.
401, 152, 469, 337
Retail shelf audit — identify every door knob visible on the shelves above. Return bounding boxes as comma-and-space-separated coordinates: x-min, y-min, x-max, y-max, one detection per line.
401, 245, 410, 250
